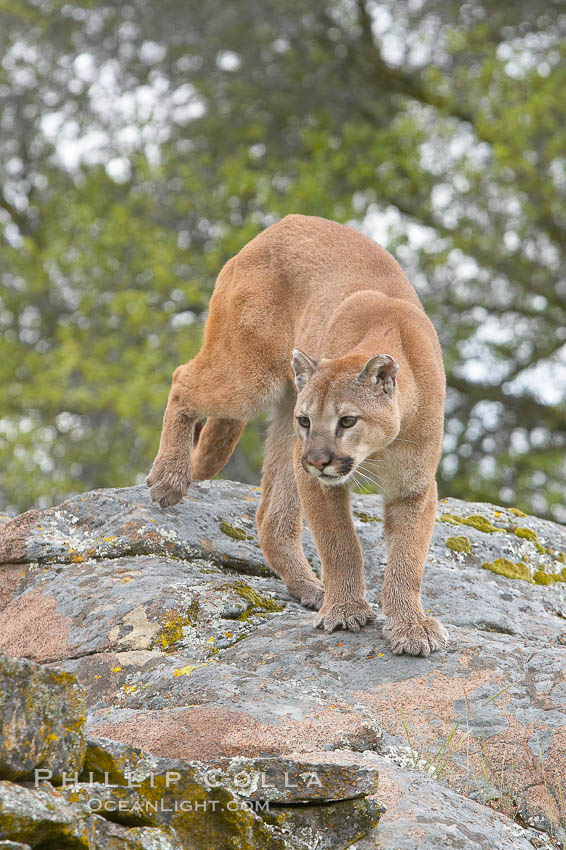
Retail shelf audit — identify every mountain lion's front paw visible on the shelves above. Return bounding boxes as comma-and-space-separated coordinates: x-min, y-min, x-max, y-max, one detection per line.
314, 599, 376, 632
383, 616, 448, 656
294, 579, 324, 610
146, 456, 191, 508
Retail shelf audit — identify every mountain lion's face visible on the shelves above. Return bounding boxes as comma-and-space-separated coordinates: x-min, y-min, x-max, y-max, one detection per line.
291, 350, 400, 487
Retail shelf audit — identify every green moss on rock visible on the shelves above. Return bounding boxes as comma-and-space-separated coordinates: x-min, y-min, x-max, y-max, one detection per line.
82, 741, 285, 848
514, 527, 538, 543
0, 653, 86, 783
354, 511, 382, 523
481, 558, 533, 583
220, 521, 253, 541
533, 570, 553, 585
263, 794, 383, 845
230, 580, 284, 620
440, 514, 505, 534
533, 569, 566, 585
445, 535, 472, 555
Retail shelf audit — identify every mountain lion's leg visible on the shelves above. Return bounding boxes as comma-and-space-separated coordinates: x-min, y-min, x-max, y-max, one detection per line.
295, 454, 376, 631
257, 395, 324, 610
147, 352, 270, 507
146, 365, 197, 508
148, 255, 285, 507
382, 481, 448, 656
192, 418, 246, 480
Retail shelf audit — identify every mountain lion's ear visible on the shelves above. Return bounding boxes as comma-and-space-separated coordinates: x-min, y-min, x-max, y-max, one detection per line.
291, 349, 318, 391
357, 354, 398, 394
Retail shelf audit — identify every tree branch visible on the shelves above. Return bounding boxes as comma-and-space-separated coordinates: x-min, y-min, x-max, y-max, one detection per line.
447, 374, 566, 432
346, 1, 492, 141
0, 188, 30, 235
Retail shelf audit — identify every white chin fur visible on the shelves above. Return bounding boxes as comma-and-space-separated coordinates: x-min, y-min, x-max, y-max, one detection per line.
318, 472, 351, 487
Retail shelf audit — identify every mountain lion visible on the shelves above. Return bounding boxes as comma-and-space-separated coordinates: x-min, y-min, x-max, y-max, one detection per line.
147, 215, 447, 656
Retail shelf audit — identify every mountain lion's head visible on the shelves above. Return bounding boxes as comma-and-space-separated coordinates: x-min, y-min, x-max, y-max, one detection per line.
291, 349, 400, 486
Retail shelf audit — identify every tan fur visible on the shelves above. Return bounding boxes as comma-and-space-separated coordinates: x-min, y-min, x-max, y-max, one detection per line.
191, 418, 246, 480
147, 215, 447, 655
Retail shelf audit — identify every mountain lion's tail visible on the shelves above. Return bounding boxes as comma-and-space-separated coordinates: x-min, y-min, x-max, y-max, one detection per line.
191, 418, 246, 480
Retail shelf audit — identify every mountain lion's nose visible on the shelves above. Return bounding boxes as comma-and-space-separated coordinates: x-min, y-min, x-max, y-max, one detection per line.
305, 452, 332, 471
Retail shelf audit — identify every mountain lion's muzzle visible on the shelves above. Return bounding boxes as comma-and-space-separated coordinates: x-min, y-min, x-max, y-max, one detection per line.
301, 451, 354, 481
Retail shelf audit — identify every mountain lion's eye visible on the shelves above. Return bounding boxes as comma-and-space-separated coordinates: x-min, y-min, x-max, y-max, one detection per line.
297, 415, 310, 429
340, 416, 358, 428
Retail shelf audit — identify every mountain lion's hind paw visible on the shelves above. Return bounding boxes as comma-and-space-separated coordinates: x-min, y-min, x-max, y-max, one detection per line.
146, 458, 190, 508
314, 599, 376, 632
384, 616, 448, 656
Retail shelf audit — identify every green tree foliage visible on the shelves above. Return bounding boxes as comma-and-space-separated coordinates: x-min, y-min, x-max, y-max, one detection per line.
1, 0, 564, 519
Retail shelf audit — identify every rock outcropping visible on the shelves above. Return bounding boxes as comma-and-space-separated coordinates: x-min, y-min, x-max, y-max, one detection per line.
0, 480, 565, 848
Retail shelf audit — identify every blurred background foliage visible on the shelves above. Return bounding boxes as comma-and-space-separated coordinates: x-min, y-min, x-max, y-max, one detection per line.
0, 0, 565, 519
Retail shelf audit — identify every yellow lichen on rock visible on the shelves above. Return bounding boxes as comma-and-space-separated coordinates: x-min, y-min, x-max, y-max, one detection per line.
445, 536, 472, 555
220, 521, 254, 541
230, 581, 284, 619
514, 527, 538, 543
481, 558, 533, 583
439, 514, 505, 534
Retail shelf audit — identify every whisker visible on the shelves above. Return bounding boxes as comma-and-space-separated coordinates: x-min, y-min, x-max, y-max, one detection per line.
354, 469, 377, 487
356, 469, 380, 487
374, 447, 395, 457
363, 448, 395, 463
355, 467, 391, 498
358, 465, 386, 484
360, 480, 376, 496
351, 472, 370, 495
381, 434, 417, 444
271, 433, 298, 446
